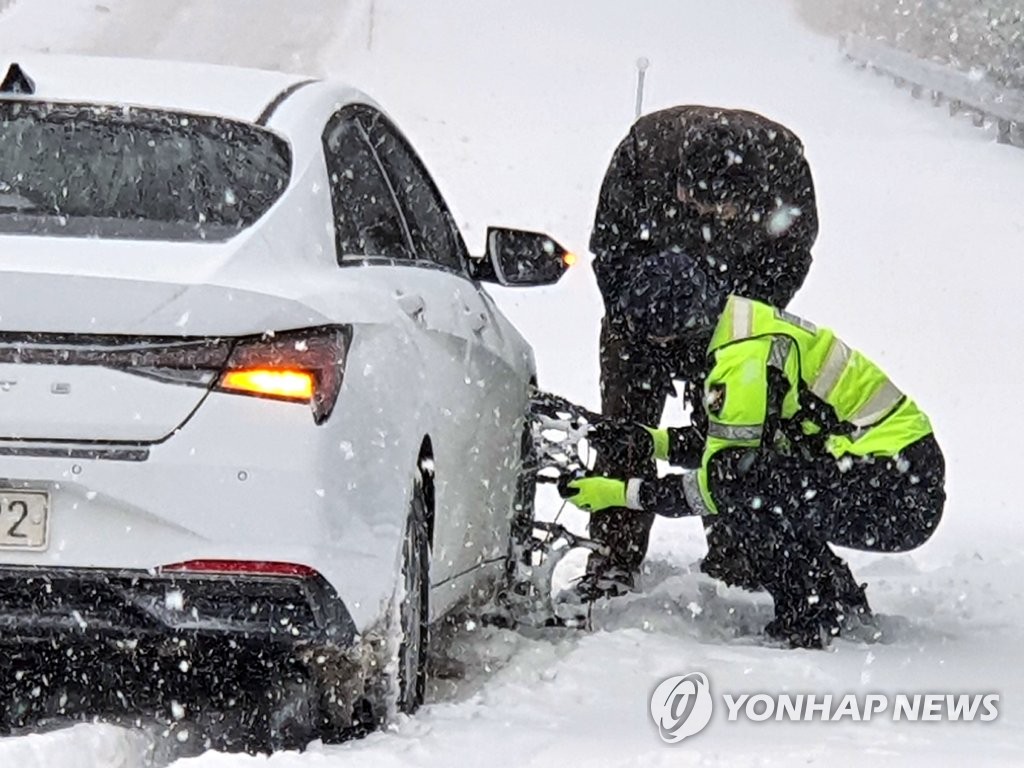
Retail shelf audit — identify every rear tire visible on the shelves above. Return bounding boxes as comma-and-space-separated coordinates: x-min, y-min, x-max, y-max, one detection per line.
479, 421, 539, 630
510, 421, 538, 568
264, 676, 316, 753
397, 480, 430, 714
502, 421, 537, 595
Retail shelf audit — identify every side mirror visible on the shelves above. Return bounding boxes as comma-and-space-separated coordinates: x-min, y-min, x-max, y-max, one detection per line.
471, 227, 575, 286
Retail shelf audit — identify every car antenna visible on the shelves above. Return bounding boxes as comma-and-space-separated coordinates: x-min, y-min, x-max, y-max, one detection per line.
0, 63, 35, 94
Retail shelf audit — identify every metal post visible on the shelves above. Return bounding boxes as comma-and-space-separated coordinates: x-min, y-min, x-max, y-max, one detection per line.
635, 57, 650, 119
367, 0, 376, 52
997, 119, 1012, 144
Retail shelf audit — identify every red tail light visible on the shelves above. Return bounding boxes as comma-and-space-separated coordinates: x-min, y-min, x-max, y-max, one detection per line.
159, 560, 320, 578
216, 326, 351, 424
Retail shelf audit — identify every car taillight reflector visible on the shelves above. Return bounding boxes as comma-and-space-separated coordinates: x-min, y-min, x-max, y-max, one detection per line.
219, 368, 314, 401
159, 560, 320, 578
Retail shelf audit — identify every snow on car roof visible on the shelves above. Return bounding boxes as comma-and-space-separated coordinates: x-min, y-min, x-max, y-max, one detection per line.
0, 54, 316, 124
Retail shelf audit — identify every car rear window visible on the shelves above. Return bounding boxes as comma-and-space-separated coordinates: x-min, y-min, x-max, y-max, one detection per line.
0, 101, 291, 241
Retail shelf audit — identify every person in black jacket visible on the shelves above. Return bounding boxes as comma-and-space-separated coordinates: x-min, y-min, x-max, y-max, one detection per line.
580, 105, 819, 599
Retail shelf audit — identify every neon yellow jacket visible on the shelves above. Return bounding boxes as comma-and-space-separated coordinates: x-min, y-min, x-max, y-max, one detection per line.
692, 296, 934, 515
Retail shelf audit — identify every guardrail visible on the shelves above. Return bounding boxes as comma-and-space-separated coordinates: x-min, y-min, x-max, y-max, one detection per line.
841, 33, 1024, 147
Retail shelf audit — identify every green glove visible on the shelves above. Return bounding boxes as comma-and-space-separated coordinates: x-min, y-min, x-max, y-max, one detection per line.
564, 476, 643, 512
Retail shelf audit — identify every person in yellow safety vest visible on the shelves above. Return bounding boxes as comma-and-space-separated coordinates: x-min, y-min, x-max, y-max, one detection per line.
562, 250, 945, 649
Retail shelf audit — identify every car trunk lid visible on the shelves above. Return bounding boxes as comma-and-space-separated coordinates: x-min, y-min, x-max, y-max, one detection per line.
0, 268, 333, 442
0, 334, 230, 442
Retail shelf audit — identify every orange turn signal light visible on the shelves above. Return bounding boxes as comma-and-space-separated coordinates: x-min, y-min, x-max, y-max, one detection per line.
563, 252, 578, 267
220, 368, 314, 401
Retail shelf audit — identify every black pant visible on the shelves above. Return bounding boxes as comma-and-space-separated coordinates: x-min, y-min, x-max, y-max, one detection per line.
589, 316, 673, 573
705, 434, 946, 623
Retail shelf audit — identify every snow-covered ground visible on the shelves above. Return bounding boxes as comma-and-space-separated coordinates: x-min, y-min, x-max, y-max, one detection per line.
1, 0, 1023, 765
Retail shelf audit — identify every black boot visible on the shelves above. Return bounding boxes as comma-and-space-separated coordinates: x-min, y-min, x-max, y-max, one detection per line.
761, 545, 845, 649
568, 557, 636, 601
763, 548, 872, 648
825, 547, 872, 629
764, 592, 842, 649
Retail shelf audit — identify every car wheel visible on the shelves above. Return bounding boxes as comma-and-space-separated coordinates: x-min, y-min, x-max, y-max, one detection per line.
499, 420, 537, 598
264, 675, 317, 752
509, 420, 537, 573
397, 479, 430, 714
481, 421, 538, 630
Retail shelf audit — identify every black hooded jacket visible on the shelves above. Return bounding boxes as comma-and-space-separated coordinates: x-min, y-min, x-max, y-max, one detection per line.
590, 106, 818, 311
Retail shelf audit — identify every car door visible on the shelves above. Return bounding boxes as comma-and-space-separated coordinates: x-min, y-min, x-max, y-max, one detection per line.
357, 109, 526, 579
321, 108, 506, 590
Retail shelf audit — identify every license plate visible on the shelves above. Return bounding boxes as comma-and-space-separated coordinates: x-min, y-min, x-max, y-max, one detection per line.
0, 490, 49, 550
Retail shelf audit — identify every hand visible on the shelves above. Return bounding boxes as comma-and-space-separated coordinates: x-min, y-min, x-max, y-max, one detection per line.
587, 421, 669, 462
561, 476, 642, 513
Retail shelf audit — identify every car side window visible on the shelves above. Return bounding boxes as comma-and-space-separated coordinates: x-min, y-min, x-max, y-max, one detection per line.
358, 109, 468, 273
322, 113, 413, 262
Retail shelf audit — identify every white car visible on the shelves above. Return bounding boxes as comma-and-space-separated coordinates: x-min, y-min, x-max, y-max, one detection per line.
0, 55, 569, 749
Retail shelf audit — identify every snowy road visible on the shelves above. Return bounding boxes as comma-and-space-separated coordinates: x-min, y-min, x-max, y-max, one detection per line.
1, 1, 1023, 765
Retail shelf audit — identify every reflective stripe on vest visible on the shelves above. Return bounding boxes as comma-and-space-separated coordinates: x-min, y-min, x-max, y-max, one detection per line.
683, 471, 715, 516
768, 335, 792, 370
809, 338, 852, 400
731, 297, 754, 340
707, 423, 764, 441
774, 307, 817, 334
850, 379, 904, 429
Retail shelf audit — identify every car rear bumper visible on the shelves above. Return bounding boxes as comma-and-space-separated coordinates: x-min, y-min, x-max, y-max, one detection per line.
0, 388, 413, 636
0, 566, 362, 737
